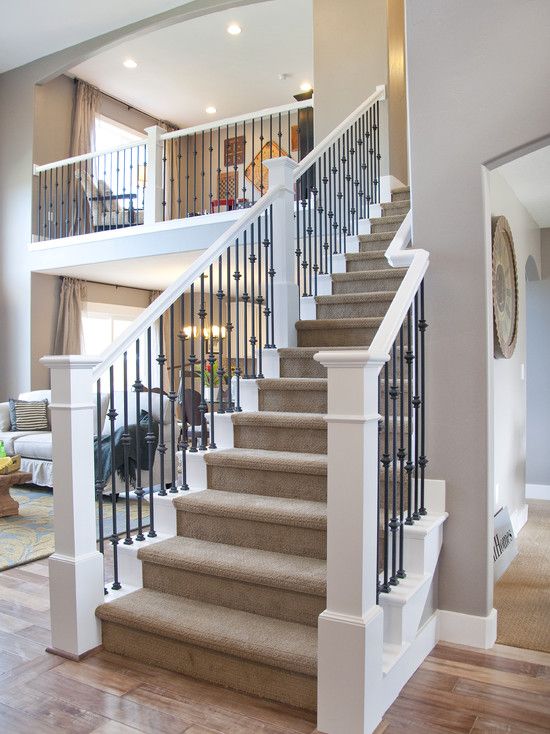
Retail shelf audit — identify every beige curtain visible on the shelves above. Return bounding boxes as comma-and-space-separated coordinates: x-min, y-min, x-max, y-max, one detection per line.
54, 277, 87, 355
70, 80, 100, 156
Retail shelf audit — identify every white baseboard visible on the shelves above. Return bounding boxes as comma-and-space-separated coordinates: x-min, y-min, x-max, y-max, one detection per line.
526, 483, 550, 500
510, 503, 529, 535
438, 608, 497, 649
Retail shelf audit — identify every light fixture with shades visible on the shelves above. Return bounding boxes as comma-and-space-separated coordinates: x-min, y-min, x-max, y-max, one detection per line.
182, 325, 226, 341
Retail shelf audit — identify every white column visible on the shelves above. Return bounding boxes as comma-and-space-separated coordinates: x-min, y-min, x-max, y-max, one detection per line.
40, 355, 105, 659
264, 157, 299, 348
314, 349, 387, 734
144, 125, 166, 225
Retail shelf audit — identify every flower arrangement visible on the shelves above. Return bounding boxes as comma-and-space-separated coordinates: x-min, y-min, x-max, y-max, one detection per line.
195, 359, 233, 388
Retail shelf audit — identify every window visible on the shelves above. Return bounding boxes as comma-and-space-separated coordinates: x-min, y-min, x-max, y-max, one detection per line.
82, 302, 159, 390
94, 115, 145, 153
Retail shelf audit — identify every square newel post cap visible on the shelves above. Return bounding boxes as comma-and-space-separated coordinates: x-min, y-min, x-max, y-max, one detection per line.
313, 349, 389, 369
264, 156, 298, 189
144, 124, 166, 138
40, 355, 102, 370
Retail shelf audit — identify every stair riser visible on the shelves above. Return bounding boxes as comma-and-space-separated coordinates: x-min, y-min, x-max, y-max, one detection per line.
297, 325, 378, 348
333, 275, 403, 293
102, 622, 317, 711
207, 463, 327, 501
234, 423, 327, 454
371, 219, 403, 234
341, 255, 389, 271
381, 203, 409, 217
279, 356, 326, 379
142, 562, 325, 627
258, 389, 327, 414
392, 189, 410, 202
358, 237, 394, 253
316, 299, 393, 319
176, 510, 327, 559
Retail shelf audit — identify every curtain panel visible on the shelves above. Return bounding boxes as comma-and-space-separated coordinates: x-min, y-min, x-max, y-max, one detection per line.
54, 277, 87, 355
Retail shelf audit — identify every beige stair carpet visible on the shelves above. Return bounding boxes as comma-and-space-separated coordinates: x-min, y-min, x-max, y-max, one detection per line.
96, 190, 410, 711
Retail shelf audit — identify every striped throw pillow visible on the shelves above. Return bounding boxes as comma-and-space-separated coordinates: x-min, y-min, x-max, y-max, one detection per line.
8, 399, 49, 431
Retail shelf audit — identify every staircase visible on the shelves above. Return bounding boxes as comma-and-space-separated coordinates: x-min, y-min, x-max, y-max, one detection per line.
96, 188, 412, 711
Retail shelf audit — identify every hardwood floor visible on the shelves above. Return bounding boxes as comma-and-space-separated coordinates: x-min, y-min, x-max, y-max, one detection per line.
0, 560, 549, 732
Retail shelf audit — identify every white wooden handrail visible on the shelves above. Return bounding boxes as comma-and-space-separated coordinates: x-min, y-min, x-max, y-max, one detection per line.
90, 183, 286, 380
33, 139, 146, 174
293, 84, 385, 181
160, 100, 313, 141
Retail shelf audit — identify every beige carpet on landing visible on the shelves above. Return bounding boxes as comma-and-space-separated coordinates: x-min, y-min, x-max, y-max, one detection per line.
494, 499, 550, 653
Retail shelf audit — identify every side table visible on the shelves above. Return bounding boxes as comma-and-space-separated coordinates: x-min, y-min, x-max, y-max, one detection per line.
0, 471, 32, 517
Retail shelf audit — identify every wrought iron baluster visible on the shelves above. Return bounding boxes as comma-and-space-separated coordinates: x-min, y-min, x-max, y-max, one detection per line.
380, 361, 391, 593
256, 215, 264, 377
405, 307, 415, 526
413, 291, 420, 521
157, 315, 167, 497
419, 280, 428, 515
168, 303, 178, 492
389, 341, 399, 586
249, 223, 257, 377
198, 274, 208, 450
178, 294, 189, 488
397, 324, 407, 579
217, 255, 226, 414
208, 265, 216, 448
233, 237, 242, 411
108, 368, 121, 590
146, 328, 156, 537
134, 339, 145, 541
226, 245, 234, 412
122, 352, 132, 545
242, 231, 249, 378
189, 283, 198, 451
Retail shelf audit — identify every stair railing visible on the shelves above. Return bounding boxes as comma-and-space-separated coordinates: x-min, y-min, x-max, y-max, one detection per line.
41, 155, 299, 659
292, 85, 387, 297
314, 210, 430, 733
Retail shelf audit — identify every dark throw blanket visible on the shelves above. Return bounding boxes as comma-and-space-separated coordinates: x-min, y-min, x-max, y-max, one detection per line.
94, 412, 158, 490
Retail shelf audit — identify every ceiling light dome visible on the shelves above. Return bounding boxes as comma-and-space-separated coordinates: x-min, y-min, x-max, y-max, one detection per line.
205, 106, 217, 115
227, 23, 242, 35
300, 81, 312, 92
123, 58, 138, 69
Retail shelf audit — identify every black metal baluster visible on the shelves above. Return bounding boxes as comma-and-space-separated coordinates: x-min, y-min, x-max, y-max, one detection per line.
189, 284, 198, 451
375, 101, 381, 204
251, 118, 255, 205
217, 255, 226, 414
108, 368, 121, 590
413, 291, 420, 521
226, 245, 234, 412
217, 126, 221, 213
48, 168, 53, 239
193, 132, 197, 216
233, 122, 238, 208
322, 152, 330, 274
95, 380, 105, 566
146, 328, 157, 537
134, 339, 145, 541
358, 115, 365, 220
233, 238, 242, 411
301, 185, 308, 295
419, 280, 428, 515
368, 108, 374, 216
263, 208, 271, 348
54, 167, 59, 238
178, 294, 189, 488
256, 215, 264, 377
405, 308, 415, 526
209, 128, 213, 214
259, 116, 264, 198
198, 274, 208, 450
249, 223, 257, 378
397, 323, 407, 578
162, 140, 167, 221
241, 120, 247, 206
242, 230, 249, 378
122, 352, 132, 545
295, 176, 302, 297
168, 304, 177, 491
380, 361, 391, 593
201, 130, 205, 214
208, 265, 216, 448
341, 132, 348, 250
184, 136, 188, 217
389, 341, 399, 586
331, 143, 339, 254
157, 315, 167, 497
37, 171, 42, 240
269, 205, 275, 347
225, 124, 229, 207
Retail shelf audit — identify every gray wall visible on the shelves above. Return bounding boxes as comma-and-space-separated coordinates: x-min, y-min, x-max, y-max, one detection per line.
0, 0, 264, 399
526, 228, 550, 487
489, 171, 541, 517
313, 0, 407, 183
405, 0, 550, 617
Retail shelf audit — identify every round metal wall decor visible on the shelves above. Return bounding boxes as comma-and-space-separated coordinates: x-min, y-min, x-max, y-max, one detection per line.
491, 216, 518, 359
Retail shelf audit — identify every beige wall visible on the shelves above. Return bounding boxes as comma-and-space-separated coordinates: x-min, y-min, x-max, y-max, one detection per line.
405, 0, 550, 617
489, 171, 541, 519
313, 0, 407, 183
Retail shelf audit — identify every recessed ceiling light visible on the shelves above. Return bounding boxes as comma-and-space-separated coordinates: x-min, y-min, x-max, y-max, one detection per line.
123, 58, 137, 69
300, 81, 312, 92
227, 23, 242, 35
205, 106, 217, 115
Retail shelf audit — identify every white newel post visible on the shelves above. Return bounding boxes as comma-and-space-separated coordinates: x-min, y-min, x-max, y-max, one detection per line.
40, 355, 105, 659
315, 350, 386, 734
264, 157, 299, 348
144, 125, 165, 225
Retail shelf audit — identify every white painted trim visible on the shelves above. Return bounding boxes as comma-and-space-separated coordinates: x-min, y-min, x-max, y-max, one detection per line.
161, 100, 313, 141
526, 483, 550, 500
438, 608, 498, 649
294, 85, 386, 180
33, 139, 146, 173
510, 503, 529, 535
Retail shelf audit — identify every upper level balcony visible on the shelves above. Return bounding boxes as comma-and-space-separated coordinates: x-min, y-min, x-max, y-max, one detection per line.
30, 100, 314, 271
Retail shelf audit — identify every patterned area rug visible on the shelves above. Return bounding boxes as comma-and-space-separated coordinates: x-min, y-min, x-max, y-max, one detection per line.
0, 486, 150, 571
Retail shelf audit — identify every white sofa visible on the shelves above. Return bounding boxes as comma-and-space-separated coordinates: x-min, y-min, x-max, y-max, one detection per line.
0, 389, 173, 492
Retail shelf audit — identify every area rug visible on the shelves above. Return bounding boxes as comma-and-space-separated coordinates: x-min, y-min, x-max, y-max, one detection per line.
0, 486, 150, 572
494, 499, 550, 653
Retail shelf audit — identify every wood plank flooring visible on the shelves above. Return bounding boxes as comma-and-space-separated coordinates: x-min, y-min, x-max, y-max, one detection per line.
0, 560, 549, 732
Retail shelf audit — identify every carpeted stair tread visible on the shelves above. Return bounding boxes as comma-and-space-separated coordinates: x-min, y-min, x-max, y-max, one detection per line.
337, 262, 405, 277
138, 536, 326, 596
204, 446, 327, 474
380, 200, 410, 213
369, 214, 406, 227
296, 317, 383, 331
392, 185, 410, 194
278, 345, 369, 357
358, 231, 395, 243
232, 410, 326, 430
174, 489, 327, 529
96, 588, 317, 676
315, 290, 397, 305
258, 377, 328, 392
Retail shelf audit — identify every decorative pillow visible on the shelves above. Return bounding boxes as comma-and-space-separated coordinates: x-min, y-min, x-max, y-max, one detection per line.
0, 402, 10, 431
8, 399, 49, 431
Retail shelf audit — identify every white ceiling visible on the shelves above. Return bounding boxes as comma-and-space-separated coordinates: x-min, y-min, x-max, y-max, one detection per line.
70, 0, 313, 127
41, 250, 203, 290
0, 0, 193, 73
498, 145, 550, 227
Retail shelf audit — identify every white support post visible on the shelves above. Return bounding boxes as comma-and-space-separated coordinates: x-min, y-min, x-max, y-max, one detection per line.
144, 125, 165, 225
315, 349, 387, 734
40, 355, 105, 659
264, 157, 299, 348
